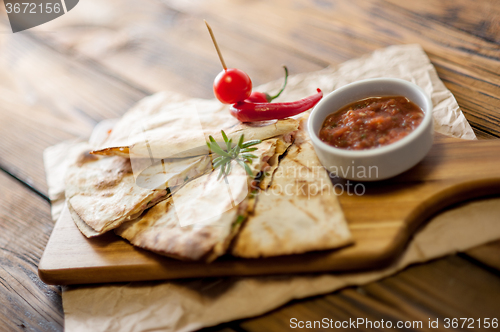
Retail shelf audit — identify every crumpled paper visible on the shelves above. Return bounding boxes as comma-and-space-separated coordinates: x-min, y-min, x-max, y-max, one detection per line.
257, 44, 475, 140
62, 199, 500, 332
42, 44, 498, 332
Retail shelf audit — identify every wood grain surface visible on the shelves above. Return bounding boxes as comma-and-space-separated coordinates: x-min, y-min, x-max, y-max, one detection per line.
0, 0, 499, 331
0, 172, 63, 331
38, 134, 500, 285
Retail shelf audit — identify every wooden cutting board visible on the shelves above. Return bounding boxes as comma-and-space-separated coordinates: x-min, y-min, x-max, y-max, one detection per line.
38, 133, 500, 285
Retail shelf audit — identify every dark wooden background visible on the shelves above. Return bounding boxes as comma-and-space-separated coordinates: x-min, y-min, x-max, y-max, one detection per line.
0, 0, 499, 330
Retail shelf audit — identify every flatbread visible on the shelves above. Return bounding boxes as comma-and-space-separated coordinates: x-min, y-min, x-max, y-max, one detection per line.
115, 138, 283, 262
116, 166, 247, 262
231, 115, 353, 258
64, 147, 209, 237
91, 92, 299, 159
134, 155, 211, 190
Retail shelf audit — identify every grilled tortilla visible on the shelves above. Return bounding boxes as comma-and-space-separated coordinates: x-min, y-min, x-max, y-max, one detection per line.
91, 92, 299, 159
65, 147, 210, 237
231, 115, 353, 258
115, 138, 287, 262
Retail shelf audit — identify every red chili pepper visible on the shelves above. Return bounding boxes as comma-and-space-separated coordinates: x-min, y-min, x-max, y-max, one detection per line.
229, 89, 323, 122
245, 66, 289, 103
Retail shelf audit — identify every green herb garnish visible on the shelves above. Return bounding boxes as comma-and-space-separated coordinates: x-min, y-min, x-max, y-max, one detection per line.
234, 215, 246, 226
207, 130, 261, 180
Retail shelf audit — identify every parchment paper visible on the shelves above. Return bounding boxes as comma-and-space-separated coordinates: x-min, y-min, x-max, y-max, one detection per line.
42, 44, 499, 332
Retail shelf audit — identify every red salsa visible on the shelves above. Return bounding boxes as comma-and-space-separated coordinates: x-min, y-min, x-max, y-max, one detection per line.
319, 96, 424, 150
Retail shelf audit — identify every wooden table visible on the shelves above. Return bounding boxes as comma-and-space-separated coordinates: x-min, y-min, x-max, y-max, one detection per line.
0, 0, 499, 330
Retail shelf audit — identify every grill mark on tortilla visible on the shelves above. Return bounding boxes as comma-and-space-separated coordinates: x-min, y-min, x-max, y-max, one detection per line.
295, 204, 319, 223
231, 114, 352, 258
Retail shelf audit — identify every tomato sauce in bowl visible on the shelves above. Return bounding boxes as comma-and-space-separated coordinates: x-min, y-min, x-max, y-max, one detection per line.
319, 96, 424, 150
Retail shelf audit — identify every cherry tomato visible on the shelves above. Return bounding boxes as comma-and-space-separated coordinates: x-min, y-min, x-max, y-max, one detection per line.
213, 68, 252, 104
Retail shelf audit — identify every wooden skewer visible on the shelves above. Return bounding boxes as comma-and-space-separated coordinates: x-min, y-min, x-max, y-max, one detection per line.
205, 20, 227, 70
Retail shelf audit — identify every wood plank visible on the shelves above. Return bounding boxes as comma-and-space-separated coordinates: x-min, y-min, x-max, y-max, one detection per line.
473, 128, 499, 140
465, 240, 500, 271
240, 255, 500, 331
383, 0, 500, 44
431, 60, 500, 137
0, 29, 148, 194
26, 0, 323, 98
38, 134, 500, 285
0, 171, 63, 331
25, 0, 500, 138
199, 326, 241, 332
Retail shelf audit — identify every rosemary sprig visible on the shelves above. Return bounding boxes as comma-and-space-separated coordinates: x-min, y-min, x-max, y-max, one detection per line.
207, 130, 261, 180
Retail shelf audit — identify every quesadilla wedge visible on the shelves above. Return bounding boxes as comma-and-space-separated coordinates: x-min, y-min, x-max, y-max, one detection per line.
116, 165, 248, 262
231, 115, 353, 258
115, 137, 289, 262
65, 147, 210, 237
91, 92, 299, 159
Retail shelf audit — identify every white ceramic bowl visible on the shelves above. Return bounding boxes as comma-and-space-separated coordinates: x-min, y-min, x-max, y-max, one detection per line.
308, 78, 433, 181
